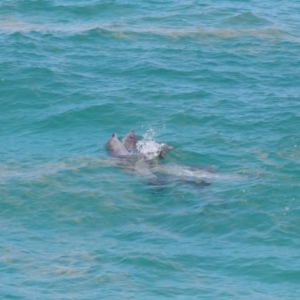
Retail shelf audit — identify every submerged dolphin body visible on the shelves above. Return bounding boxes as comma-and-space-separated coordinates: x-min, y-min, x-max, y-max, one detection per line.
151, 163, 243, 184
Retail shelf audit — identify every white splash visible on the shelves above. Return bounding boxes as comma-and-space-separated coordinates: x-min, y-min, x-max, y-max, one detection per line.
137, 129, 171, 160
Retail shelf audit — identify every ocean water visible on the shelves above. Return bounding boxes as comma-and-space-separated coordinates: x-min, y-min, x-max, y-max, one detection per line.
1, 0, 300, 299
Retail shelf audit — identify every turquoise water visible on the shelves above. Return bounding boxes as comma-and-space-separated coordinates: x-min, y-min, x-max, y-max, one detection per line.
1, 1, 300, 299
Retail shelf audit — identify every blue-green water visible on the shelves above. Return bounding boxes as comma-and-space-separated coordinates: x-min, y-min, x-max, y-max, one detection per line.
1, 1, 300, 299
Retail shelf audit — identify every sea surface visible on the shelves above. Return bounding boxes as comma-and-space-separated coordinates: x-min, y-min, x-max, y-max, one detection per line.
1, 1, 300, 299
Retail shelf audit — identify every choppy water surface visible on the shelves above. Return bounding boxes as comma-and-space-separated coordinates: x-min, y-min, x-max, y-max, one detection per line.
1, 1, 300, 299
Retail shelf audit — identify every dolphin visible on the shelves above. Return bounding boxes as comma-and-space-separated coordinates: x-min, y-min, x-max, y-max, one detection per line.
122, 130, 138, 153
105, 132, 242, 185
105, 132, 209, 184
157, 144, 172, 158
105, 132, 153, 178
105, 133, 131, 157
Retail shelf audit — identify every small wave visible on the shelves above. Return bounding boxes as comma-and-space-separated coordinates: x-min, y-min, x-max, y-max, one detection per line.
1, 18, 297, 43
223, 12, 271, 27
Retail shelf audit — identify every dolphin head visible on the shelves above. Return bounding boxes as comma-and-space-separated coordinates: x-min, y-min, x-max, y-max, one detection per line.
122, 130, 138, 153
105, 133, 130, 157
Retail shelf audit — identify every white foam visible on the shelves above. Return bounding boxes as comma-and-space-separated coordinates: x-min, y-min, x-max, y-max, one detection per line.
137, 129, 171, 160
